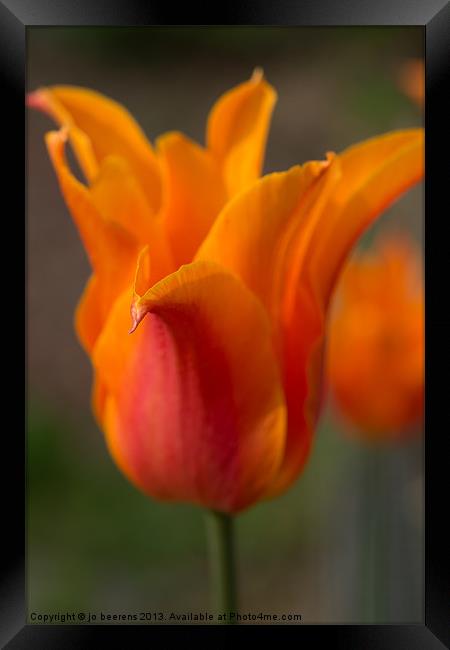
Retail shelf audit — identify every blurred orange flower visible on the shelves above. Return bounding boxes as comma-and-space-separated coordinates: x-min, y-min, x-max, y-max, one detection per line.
327, 234, 424, 440
28, 73, 424, 512
398, 59, 424, 108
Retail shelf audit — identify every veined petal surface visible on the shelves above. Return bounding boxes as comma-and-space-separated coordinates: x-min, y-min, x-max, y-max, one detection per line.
93, 261, 286, 513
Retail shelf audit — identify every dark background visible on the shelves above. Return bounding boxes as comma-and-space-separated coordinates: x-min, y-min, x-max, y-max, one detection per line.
27, 26, 423, 623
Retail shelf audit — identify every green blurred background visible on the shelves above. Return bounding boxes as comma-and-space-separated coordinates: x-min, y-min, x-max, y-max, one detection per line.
27, 27, 423, 624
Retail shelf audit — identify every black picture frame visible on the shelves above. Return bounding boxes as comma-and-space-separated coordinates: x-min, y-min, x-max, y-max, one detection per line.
4, 0, 449, 647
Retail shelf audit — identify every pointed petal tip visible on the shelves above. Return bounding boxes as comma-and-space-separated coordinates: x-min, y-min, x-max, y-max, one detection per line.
128, 306, 139, 335
129, 298, 148, 334
251, 67, 264, 83
45, 126, 70, 160
46, 125, 69, 143
26, 89, 48, 111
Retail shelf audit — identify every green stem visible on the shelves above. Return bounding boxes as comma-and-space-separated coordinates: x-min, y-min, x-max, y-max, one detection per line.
362, 446, 388, 622
205, 510, 238, 624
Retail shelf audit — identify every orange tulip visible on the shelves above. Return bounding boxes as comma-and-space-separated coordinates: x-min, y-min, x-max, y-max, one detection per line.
397, 59, 424, 108
28, 73, 424, 512
327, 234, 424, 439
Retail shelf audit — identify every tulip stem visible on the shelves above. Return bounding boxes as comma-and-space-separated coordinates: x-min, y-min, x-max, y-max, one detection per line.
205, 510, 238, 624
362, 447, 388, 622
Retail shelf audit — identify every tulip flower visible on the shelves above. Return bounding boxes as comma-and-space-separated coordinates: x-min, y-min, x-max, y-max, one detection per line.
325, 234, 424, 621
327, 234, 424, 439
28, 72, 423, 618
397, 59, 424, 108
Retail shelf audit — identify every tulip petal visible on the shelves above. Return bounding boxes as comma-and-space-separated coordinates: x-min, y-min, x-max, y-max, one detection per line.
274, 128, 425, 494
197, 128, 424, 496
90, 155, 155, 239
28, 89, 100, 182
75, 274, 103, 353
398, 59, 424, 108
305, 129, 425, 309
207, 69, 277, 196
46, 129, 139, 347
197, 161, 339, 498
28, 86, 161, 212
327, 235, 424, 436
133, 245, 153, 301
196, 160, 336, 323
93, 261, 286, 513
92, 375, 109, 425
89, 155, 174, 281
156, 132, 227, 266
